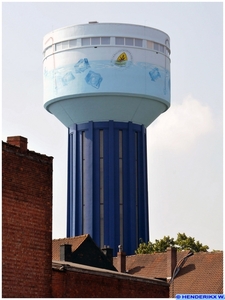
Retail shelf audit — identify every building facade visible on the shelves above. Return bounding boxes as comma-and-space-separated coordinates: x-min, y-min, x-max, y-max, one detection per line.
52, 261, 169, 298
2, 136, 53, 297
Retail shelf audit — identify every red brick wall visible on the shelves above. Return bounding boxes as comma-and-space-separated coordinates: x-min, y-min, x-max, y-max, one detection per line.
52, 268, 169, 298
2, 140, 53, 298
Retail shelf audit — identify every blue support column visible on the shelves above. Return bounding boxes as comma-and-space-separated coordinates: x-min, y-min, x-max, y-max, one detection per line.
93, 128, 100, 245
83, 121, 93, 237
122, 124, 129, 253
113, 127, 120, 249
141, 125, 149, 242
67, 125, 77, 237
107, 121, 115, 246
67, 121, 149, 255
128, 121, 137, 253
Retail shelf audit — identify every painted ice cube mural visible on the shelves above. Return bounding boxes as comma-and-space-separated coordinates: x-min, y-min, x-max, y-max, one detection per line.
44, 57, 169, 102
74, 58, 90, 73
85, 70, 103, 89
149, 67, 161, 81
62, 72, 75, 85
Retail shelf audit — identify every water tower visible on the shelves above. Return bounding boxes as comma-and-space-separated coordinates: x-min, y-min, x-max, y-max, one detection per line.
43, 22, 171, 255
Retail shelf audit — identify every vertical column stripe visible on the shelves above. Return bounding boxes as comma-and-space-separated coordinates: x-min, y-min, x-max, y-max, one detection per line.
99, 129, 104, 247
67, 128, 72, 237
128, 121, 137, 252
93, 128, 100, 245
135, 132, 138, 246
77, 130, 83, 235
103, 128, 109, 246
142, 126, 149, 241
119, 130, 123, 246
108, 120, 115, 247
82, 122, 93, 236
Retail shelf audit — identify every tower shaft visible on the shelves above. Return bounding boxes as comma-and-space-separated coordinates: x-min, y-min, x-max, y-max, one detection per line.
67, 121, 149, 255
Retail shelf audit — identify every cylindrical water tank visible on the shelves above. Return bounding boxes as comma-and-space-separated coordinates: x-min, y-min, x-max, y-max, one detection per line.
43, 23, 171, 128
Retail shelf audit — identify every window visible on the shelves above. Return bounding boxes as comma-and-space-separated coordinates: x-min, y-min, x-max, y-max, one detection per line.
91, 37, 100, 45
147, 41, 153, 49
159, 44, 164, 53
115, 37, 124, 45
55, 42, 62, 51
135, 39, 142, 47
43, 35, 171, 58
125, 38, 133, 46
154, 43, 159, 51
69, 39, 77, 47
82, 38, 90, 46
62, 41, 68, 49
101, 37, 110, 45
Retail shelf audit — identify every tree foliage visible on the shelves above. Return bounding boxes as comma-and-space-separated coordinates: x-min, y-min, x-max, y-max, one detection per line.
135, 233, 209, 254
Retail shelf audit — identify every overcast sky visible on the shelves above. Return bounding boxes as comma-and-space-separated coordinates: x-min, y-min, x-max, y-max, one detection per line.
2, 2, 223, 251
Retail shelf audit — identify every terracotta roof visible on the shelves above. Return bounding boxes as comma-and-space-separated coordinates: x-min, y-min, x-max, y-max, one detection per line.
170, 251, 223, 296
113, 251, 223, 296
114, 250, 190, 278
52, 234, 89, 260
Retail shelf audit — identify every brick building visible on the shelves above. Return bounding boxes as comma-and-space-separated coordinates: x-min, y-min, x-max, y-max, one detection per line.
2, 136, 53, 297
52, 261, 168, 298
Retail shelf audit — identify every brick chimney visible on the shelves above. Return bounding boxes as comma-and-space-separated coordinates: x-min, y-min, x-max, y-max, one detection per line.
60, 244, 72, 261
102, 245, 113, 264
7, 136, 27, 153
167, 247, 177, 279
117, 245, 126, 273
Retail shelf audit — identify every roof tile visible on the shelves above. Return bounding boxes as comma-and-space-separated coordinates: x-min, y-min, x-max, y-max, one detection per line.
113, 251, 223, 296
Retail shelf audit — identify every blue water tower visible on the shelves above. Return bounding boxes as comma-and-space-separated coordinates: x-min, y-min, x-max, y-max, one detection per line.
43, 22, 171, 255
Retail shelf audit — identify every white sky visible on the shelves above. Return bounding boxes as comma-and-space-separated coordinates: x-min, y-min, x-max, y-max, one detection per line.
2, 2, 223, 251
